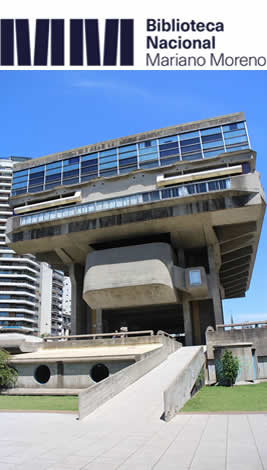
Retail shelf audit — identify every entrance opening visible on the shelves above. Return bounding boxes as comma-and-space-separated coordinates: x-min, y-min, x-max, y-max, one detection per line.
103, 304, 184, 336
90, 363, 109, 382
34, 365, 51, 384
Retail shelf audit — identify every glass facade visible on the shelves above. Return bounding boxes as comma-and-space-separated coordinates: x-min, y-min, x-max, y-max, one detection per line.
20, 178, 231, 227
12, 121, 249, 197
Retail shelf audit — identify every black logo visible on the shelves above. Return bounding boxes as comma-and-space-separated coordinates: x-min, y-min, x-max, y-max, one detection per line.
0, 19, 134, 66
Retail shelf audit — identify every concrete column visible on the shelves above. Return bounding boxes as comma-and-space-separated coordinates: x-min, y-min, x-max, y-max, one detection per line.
183, 300, 193, 346
208, 246, 224, 325
91, 310, 96, 333
192, 301, 201, 345
177, 247, 185, 268
96, 309, 103, 333
69, 263, 92, 335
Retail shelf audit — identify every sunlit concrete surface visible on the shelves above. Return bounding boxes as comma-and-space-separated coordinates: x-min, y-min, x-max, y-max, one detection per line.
1, 411, 267, 469
1, 350, 267, 470
10, 343, 162, 361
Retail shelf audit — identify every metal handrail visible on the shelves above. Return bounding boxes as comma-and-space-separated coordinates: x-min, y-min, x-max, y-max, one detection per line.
217, 320, 267, 329
43, 330, 154, 342
157, 330, 175, 339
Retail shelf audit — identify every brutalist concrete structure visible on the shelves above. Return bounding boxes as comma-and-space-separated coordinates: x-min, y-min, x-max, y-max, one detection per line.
6, 112, 266, 345
206, 320, 267, 383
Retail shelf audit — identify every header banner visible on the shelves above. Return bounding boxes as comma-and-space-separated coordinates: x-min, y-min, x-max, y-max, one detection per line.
0, 0, 266, 70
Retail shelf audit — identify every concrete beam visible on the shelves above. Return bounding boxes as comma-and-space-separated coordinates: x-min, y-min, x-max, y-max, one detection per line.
226, 291, 246, 299
220, 268, 249, 281
225, 282, 247, 293
220, 263, 250, 278
224, 287, 247, 296
223, 276, 248, 288
221, 246, 253, 264
220, 256, 251, 273
220, 236, 254, 255
55, 248, 74, 264
225, 287, 246, 296
215, 222, 257, 244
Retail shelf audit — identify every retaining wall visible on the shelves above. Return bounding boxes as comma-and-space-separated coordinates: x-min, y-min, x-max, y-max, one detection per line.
163, 346, 204, 421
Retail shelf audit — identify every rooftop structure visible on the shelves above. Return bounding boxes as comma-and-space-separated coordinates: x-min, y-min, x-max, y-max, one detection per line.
6, 113, 266, 344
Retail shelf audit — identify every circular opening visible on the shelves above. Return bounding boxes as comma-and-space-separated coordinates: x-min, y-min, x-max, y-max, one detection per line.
90, 363, 109, 383
34, 365, 51, 384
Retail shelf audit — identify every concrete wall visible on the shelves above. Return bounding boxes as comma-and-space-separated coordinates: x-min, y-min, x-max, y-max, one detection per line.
13, 359, 134, 389
163, 346, 204, 421
206, 326, 267, 382
258, 356, 267, 379
78, 345, 169, 420
214, 346, 254, 382
83, 243, 178, 309
206, 326, 267, 357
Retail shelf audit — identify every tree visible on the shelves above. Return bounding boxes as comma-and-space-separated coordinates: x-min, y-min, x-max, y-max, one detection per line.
0, 349, 18, 390
216, 350, 239, 387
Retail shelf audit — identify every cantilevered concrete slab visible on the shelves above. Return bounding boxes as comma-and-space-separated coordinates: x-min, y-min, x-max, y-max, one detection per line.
10, 343, 162, 363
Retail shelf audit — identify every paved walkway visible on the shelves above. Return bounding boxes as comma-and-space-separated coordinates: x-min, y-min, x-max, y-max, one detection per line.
1, 346, 267, 469
1, 411, 267, 469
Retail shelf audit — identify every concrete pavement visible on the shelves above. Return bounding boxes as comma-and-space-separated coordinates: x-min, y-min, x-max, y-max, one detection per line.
1, 411, 267, 469
1, 348, 266, 469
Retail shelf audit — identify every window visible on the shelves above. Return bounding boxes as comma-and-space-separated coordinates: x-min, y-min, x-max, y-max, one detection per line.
189, 269, 202, 286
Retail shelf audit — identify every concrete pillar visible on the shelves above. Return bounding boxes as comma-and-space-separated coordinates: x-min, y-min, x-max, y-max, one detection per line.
192, 301, 201, 345
183, 300, 193, 346
91, 310, 96, 333
69, 263, 92, 335
91, 309, 103, 333
96, 309, 103, 333
177, 247, 185, 268
208, 246, 224, 325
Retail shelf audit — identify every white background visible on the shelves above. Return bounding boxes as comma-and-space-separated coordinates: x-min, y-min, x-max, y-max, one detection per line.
1, 0, 267, 70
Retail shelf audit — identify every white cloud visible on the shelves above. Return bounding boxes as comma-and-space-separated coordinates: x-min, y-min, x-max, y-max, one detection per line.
73, 79, 152, 99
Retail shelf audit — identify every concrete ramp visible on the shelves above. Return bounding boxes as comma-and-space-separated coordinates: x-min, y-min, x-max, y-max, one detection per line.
79, 345, 204, 421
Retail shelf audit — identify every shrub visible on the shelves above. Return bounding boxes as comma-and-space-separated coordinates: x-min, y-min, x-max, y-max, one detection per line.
0, 349, 18, 390
216, 350, 239, 387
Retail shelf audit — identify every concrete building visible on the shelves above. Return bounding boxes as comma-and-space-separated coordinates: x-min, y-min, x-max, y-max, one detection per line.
51, 269, 64, 335
38, 262, 52, 336
6, 113, 266, 345
0, 158, 64, 337
39, 264, 64, 336
0, 158, 40, 335
62, 276, 71, 335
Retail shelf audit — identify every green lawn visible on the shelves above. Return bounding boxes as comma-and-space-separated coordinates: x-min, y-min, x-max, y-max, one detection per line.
0, 395, 78, 411
181, 382, 267, 412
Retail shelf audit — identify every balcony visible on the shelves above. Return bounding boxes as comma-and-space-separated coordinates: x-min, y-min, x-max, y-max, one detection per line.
20, 178, 231, 227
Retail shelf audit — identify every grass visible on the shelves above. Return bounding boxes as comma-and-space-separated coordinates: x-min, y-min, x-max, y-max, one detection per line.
181, 382, 267, 412
0, 395, 78, 411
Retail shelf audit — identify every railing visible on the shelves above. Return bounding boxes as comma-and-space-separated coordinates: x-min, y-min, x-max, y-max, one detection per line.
43, 330, 154, 342
157, 330, 176, 339
20, 177, 231, 227
217, 320, 267, 330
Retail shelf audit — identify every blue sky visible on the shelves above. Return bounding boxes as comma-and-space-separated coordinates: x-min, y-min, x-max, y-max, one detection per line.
1, 70, 266, 323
